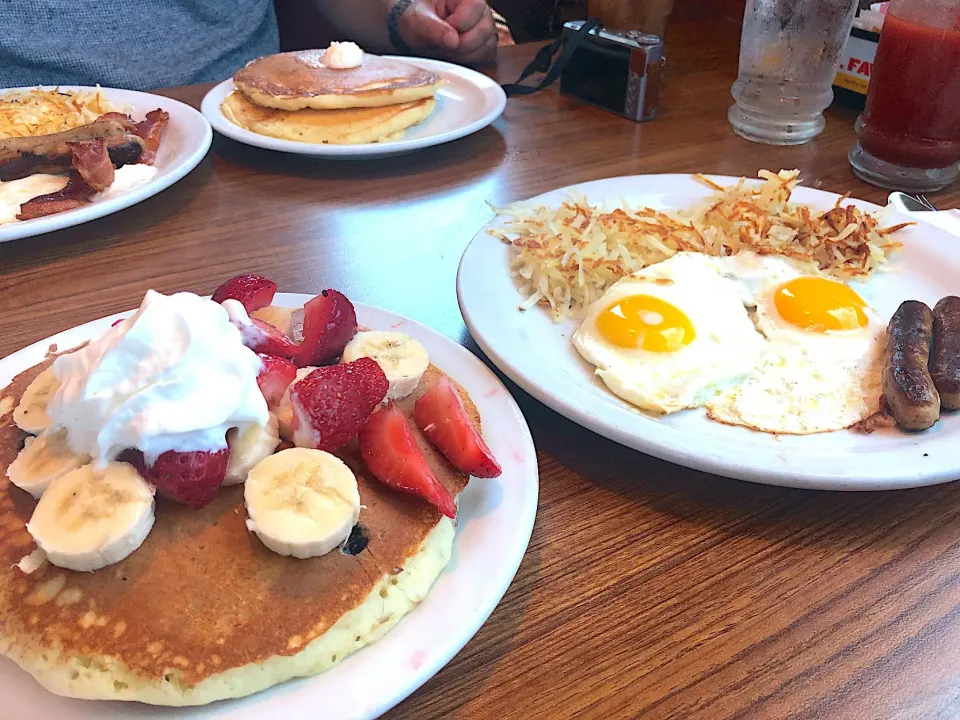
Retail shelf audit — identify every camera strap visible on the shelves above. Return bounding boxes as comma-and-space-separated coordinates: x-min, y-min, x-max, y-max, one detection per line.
502, 18, 603, 97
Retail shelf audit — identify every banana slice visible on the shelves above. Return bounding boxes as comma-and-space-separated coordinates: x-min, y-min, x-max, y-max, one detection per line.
276, 366, 316, 440
251, 306, 304, 341
340, 331, 429, 400
224, 413, 281, 486
13, 366, 60, 434
244, 447, 360, 559
27, 462, 156, 572
7, 427, 91, 498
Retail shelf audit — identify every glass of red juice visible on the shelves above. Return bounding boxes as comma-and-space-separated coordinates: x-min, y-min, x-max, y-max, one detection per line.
849, 0, 960, 192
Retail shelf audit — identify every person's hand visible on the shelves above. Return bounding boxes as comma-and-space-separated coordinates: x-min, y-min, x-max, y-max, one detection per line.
396, 0, 498, 65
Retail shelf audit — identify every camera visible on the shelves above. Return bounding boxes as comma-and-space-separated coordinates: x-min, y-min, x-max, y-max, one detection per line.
559, 20, 664, 123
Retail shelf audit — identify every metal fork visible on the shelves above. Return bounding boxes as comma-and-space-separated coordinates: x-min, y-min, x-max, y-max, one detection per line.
889, 192, 938, 212
910, 194, 938, 211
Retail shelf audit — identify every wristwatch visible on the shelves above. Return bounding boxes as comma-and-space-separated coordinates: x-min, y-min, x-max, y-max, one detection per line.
388, 0, 417, 55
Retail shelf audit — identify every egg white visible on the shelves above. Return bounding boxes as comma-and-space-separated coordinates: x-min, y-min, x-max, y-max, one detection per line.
705, 343, 883, 434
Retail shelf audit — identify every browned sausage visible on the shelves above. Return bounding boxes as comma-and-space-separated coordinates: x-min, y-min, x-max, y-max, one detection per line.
931, 296, 960, 410
883, 300, 940, 430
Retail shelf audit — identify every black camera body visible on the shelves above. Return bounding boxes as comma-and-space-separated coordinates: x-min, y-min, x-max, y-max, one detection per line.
559, 20, 664, 123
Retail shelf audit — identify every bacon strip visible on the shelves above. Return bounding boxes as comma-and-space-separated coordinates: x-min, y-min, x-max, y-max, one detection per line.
68, 139, 115, 192
17, 172, 96, 221
132, 109, 169, 165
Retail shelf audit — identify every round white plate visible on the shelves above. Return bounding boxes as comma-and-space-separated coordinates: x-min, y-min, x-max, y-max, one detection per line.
0, 86, 212, 244
0, 294, 538, 718
201, 57, 506, 158
458, 173, 960, 491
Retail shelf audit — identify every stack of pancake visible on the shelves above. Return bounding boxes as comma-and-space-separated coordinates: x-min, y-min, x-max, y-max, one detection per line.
222, 49, 442, 145
0, 361, 471, 705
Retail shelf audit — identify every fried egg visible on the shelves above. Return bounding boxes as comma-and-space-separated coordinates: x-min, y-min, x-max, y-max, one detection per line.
573, 252, 767, 414
706, 253, 885, 434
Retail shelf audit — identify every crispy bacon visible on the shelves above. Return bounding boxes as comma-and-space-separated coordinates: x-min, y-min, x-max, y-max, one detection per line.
68, 139, 115, 192
17, 172, 96, 221
132, 109, 169, 165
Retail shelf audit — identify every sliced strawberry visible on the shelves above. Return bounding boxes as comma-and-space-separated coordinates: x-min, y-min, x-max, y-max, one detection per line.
290, 357, 388, 451
212, 274, 277, 313
293, 289, 357, 367
256, 354, 297, 406
359, 404, 456, 518
413, 376, 502, 478
225, 301, 298, 358
124, 448, 229, 509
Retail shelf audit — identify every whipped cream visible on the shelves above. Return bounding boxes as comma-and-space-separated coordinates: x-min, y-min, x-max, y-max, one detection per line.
48, 290, 269, 464
323, 41, 364, 69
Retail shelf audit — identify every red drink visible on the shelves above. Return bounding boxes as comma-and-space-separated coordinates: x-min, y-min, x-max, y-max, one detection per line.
849, 1, 960, 191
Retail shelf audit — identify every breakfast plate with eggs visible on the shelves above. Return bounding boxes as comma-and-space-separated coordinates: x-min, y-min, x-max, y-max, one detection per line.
0, 86, 211, 244
457, 172, 960, 490
0, 288, 538, 717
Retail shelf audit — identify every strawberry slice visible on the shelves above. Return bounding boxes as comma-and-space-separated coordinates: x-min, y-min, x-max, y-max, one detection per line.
256, 354, 297, 406
212, 274, 277, 313
245, 319, 298, 358
223, 299, 299, 359
124, 448, 229, 509
290, 358, 388, 451
413, 376, 502, 478
293, 289, 357, 367
358, 404, 456, 518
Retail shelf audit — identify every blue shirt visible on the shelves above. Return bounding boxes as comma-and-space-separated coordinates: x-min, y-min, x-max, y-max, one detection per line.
0, 0, 280, 90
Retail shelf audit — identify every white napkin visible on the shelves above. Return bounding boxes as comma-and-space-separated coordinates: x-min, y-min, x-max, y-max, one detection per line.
886, 194, 960, 238
904, 209, 960, 237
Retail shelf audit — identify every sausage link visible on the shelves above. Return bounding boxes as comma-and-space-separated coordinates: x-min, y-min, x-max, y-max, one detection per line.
931, 296, 960, 410
882, 300, 940, 430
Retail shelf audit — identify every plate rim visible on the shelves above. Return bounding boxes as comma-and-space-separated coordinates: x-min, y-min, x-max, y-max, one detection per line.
0, 294, 538, 718
199, 56, 507, 158
457, 172, 960, 492
0, 85, 212, 244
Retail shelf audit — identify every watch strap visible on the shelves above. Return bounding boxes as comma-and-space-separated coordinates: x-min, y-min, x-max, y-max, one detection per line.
388, 0, 417, 55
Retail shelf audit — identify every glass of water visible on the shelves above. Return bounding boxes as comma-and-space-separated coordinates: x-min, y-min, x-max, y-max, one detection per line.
729, 0, 859, 145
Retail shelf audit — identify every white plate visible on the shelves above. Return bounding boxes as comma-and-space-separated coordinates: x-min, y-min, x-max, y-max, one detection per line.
0, 294, 538, 718
0, 86, 212, 244
201, 57, 506, 158
458, 173, 960, 491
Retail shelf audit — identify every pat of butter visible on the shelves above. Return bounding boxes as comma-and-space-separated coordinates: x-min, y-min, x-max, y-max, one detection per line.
0, 174, 69, 225
323, 42, 364, 69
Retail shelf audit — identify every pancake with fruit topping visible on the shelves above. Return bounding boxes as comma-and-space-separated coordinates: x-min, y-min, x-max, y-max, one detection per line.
0, 278, 501, 706
234, 48, 442, 111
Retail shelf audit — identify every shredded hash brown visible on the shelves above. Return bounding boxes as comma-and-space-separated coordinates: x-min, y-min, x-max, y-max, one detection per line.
0, 88, 121, 139
491, 170, 912, 321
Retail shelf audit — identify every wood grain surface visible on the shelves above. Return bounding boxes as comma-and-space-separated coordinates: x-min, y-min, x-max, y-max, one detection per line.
2, 19, 960, 720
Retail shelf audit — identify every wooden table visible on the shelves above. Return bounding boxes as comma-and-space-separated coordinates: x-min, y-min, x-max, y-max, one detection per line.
2, 20, 960, 719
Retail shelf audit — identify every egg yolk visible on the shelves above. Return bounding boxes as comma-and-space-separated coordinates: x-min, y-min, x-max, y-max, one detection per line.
774, 276, 868, 332
596, 294, 696, 352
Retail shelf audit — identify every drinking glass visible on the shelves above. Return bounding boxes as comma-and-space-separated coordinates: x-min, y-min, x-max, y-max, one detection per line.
729, 0, 859, 145
849, 0, 960, 192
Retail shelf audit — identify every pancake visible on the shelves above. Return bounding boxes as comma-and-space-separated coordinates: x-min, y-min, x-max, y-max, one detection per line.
222, 91, 436, 145
234, 51, 442, 110
0, 358, 473, 705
